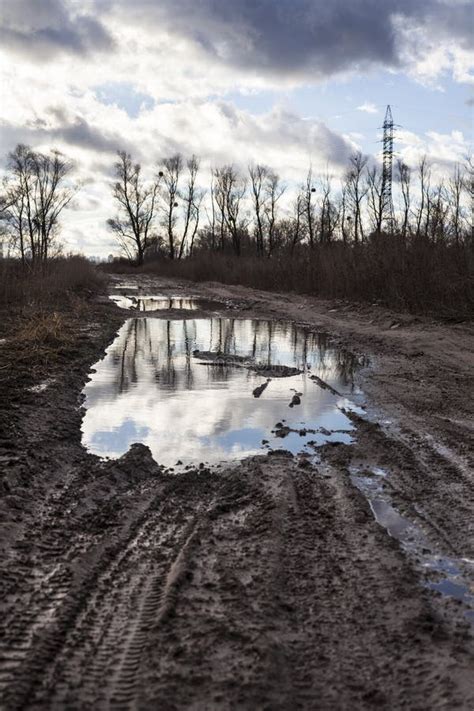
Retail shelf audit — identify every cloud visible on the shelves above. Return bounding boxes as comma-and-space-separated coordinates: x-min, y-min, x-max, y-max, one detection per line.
0, 0, 113, 60
0, 114, 130, 157
105, 0, 474, 84
357, 103, 379, 114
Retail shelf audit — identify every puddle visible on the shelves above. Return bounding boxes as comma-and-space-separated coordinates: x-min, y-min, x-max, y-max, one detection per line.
351, 469, 474, 622
109, 294, 223, 312
82, 317, 364, 466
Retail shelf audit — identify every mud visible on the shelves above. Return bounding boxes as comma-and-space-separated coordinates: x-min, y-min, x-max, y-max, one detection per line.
0, 274, 473, 710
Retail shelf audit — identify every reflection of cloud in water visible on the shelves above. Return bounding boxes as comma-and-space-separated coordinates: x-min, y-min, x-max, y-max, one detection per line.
82, 318, 361, 466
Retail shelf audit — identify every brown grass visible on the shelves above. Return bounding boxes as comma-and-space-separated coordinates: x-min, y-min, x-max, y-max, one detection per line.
0, 256, 104, 309
105, 237, 474, 318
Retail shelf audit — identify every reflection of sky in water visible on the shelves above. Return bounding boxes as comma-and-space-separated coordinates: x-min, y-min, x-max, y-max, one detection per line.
82, 318, 361, 466
110, 294, 217, 311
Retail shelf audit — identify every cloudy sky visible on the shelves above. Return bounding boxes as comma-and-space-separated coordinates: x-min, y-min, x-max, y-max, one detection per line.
0, 0, 473, 256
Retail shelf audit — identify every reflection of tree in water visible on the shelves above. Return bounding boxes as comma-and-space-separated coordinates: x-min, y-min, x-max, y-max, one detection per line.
108, 317, 363, 396
158, 320, 177, 388
111, 319, 150, 393
182, 320, 194, 390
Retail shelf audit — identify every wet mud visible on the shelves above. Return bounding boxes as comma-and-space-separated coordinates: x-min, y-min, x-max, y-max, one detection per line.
0, 275, 473, 710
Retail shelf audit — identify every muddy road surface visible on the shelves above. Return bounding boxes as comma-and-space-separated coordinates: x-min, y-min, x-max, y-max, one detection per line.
0, 275, 473, 710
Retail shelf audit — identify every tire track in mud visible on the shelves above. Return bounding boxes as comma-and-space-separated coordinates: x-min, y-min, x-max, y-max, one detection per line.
107, 516, 202, 709
0, 461, 215, 711
0, 478, 167, 709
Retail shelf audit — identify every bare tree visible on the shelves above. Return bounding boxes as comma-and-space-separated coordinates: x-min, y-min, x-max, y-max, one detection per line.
318, 173, 339, 243
177, 155, 202, 259
264, 170, 285, 256
160, 154, 183, 260
415, 156, 431, 240
2, 144, 77, 265
290, 189, 306, 253
345, 152, 368, 243
397, 160, 411, 241
212, 168, 228, 251
249, 164, 268, 257
464, 156, 474, 246
303, 167, 317, 248
108, 151, 159, 265
188, 192, 204, 257
366, 164, 384, 235
447, 164, 465, 245
213, 165, 247, 256
428, 181, 449, 243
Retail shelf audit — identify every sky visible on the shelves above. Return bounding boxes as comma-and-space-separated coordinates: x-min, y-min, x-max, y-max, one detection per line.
0, 0, 473, 257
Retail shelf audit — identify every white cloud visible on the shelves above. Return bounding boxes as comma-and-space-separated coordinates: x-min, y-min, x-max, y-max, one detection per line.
357, 102, 379, 114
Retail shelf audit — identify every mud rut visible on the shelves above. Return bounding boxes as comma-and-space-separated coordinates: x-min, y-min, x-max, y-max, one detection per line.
1, 288, 473, 710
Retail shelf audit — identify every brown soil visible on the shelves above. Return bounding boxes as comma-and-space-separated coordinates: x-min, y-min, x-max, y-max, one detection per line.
0, 275, 473, 710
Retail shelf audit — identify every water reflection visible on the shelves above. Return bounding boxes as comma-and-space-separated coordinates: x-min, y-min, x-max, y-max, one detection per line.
82, 318, 362, 466
110, 294, 221, 311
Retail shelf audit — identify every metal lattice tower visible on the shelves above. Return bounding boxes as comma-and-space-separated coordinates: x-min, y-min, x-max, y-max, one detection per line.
381, 105, 395, 228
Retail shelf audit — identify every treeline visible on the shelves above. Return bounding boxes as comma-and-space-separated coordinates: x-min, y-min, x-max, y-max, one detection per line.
1, 142, 473, 265
0, 142, 473, 315
105, 150, 473, 264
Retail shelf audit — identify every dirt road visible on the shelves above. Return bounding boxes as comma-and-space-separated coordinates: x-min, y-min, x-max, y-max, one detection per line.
0, 275, 473, 709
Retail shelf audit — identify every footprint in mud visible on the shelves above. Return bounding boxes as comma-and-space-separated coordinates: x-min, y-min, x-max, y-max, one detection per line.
253, 379, 271, 398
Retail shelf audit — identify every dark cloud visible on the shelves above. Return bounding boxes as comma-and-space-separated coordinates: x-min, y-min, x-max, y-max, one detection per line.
2, 0, 470, 79
110, 0, 473, 78
0, 0, 113, 60
0, 115, 131, 156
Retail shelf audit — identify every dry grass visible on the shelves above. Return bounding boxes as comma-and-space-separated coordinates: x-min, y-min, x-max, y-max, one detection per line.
106, 237, 474, 318
0, 256, 104, 309
0, 256, 104, 369
14, 312, 72, 348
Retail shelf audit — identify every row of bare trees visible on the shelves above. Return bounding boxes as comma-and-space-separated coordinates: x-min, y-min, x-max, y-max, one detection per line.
109, 148, 473, 264
107, 152, 204, 265
1, 142, 472, 266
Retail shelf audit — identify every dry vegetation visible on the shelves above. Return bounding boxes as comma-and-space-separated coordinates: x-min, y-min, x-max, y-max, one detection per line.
0, 257, 104, 370
105, 237, 474, 318
0, 256, 103, 309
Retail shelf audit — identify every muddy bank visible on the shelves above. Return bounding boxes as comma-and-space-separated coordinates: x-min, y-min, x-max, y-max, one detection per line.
0, 277, 473, 710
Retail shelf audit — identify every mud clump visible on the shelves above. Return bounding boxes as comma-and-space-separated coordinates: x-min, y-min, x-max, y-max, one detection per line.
253, 379, 271, 398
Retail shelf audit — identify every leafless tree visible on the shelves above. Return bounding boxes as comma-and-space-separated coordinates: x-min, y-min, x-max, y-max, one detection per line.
108, 151, 159, 265
188, 187, 205, 257
249, 164, 268, 257
264, 170, 285, 256
415, 156, 431, 240
344, 152, 368, 243
366, 164, 384, 235
464, 156, 474, 246
446, 164, 465, 245
177, 155, 202, 259
428, 181, 449, 243
318, 173, 339, 243
303, 167, 317, 248
289, 189, 306, 253
397, 160, 411, 241
160, 154, 184, 260
213, 165, 247, 256
2, 144, 77, 265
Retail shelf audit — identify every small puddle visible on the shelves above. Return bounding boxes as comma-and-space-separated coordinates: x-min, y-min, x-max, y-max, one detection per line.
82, 317, 364, 466
351, 469, 474, 622
109, 294, 224, 312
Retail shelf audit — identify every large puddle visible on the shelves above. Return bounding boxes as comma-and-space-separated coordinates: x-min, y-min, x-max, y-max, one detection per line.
82, 317, 363, 466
